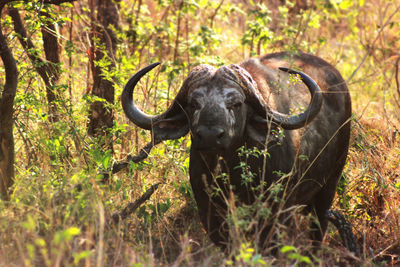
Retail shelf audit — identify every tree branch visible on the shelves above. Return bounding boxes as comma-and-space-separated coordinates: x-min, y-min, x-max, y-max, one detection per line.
0, 0, 13, 10
40, 0, 76, 4
100, 138, 162, 183
346, 3, 400, 83
111, 183, 162, 224
395, 57, 400, 104
9, 6, 65, 121
8, 7, 50, 86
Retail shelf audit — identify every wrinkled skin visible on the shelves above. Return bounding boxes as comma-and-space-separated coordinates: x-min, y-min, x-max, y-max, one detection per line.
187, 77, 248, 152
121, 52, 352, 250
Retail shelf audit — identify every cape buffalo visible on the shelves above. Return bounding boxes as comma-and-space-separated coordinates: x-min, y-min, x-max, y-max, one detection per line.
121, 51, 352, 250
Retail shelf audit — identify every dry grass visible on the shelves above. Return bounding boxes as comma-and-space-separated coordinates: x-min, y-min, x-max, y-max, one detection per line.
337, 114, 400, 263
1, 0, 400, 266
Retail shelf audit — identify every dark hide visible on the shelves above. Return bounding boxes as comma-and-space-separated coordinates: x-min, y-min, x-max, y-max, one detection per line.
122, 51, 351, 250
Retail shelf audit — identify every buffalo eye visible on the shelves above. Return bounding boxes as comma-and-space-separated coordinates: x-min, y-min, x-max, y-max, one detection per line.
190, 99, 201, 110
227, 101, 242, 110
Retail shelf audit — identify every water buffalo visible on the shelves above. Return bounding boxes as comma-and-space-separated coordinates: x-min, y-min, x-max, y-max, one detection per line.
121, 51, 351, 250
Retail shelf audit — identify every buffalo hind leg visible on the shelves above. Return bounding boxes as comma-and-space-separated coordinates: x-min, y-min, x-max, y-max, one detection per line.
310, 175, 339, 245
326, 210, 360, 255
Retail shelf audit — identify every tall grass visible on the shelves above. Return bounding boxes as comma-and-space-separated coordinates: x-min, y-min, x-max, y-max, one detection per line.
1, 0, 399, 265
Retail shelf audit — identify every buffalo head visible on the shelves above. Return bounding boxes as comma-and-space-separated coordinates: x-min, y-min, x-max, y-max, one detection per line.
121, 62, 322, 153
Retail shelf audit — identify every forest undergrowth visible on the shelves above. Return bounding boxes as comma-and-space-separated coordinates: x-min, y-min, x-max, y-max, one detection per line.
1, 0, 400, 266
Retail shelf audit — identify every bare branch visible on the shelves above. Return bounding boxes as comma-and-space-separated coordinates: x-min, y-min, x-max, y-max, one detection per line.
8, 7, 50, 85
40, 0, 76, 4
209, 0, 224, 28
100, 138, 162, 182
346, 3, 400, 83
111, 183, 162, 224
395, 57, 400, 102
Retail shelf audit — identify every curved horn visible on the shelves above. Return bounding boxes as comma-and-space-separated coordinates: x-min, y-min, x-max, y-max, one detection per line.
121, 62, 163, 130
267, 67, 323, 130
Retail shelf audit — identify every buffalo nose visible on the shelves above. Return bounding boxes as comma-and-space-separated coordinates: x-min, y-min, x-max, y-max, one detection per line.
195, 126, 226, 146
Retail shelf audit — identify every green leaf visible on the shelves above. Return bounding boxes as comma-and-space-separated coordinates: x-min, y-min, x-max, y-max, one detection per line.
280, 245, 296, 253
103, 153, 112, 170
53, 227, 81, 245
21, 215, 36, 231
339, 0, 353, 10
73, 250, 92, 264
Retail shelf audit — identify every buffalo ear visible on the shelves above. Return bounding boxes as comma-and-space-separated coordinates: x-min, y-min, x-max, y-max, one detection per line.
246, 114, 281, 145
152, 114, 189, 141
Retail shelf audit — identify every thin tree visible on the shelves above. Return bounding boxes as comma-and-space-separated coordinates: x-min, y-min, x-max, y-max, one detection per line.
1, 0, 76, 198
9, 7, 59, 122
9, 1, 75, 123
87, 0, 120, 149
0, 0, 18, 200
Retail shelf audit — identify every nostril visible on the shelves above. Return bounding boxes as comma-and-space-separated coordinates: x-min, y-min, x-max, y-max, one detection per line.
194, 127, 225, 145
216, 129, 225, 139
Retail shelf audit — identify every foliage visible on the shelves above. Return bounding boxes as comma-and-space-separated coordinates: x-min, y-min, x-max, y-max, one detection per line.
1, 0, 400, 265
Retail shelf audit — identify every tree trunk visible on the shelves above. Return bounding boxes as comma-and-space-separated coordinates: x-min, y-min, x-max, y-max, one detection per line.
0, 5, 18, 200
41, 10, 61, 122
87, 0, 120, 148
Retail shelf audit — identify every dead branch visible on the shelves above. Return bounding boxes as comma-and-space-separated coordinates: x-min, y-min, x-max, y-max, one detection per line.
41, 0, 76, 4
111, 182, 161, 224
100, 138, 162, 182
395, 57, 400, 104
346, 3, 400, 83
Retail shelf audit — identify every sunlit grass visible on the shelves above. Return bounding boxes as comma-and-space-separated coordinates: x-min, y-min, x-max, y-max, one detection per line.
1, 0, 400, 266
